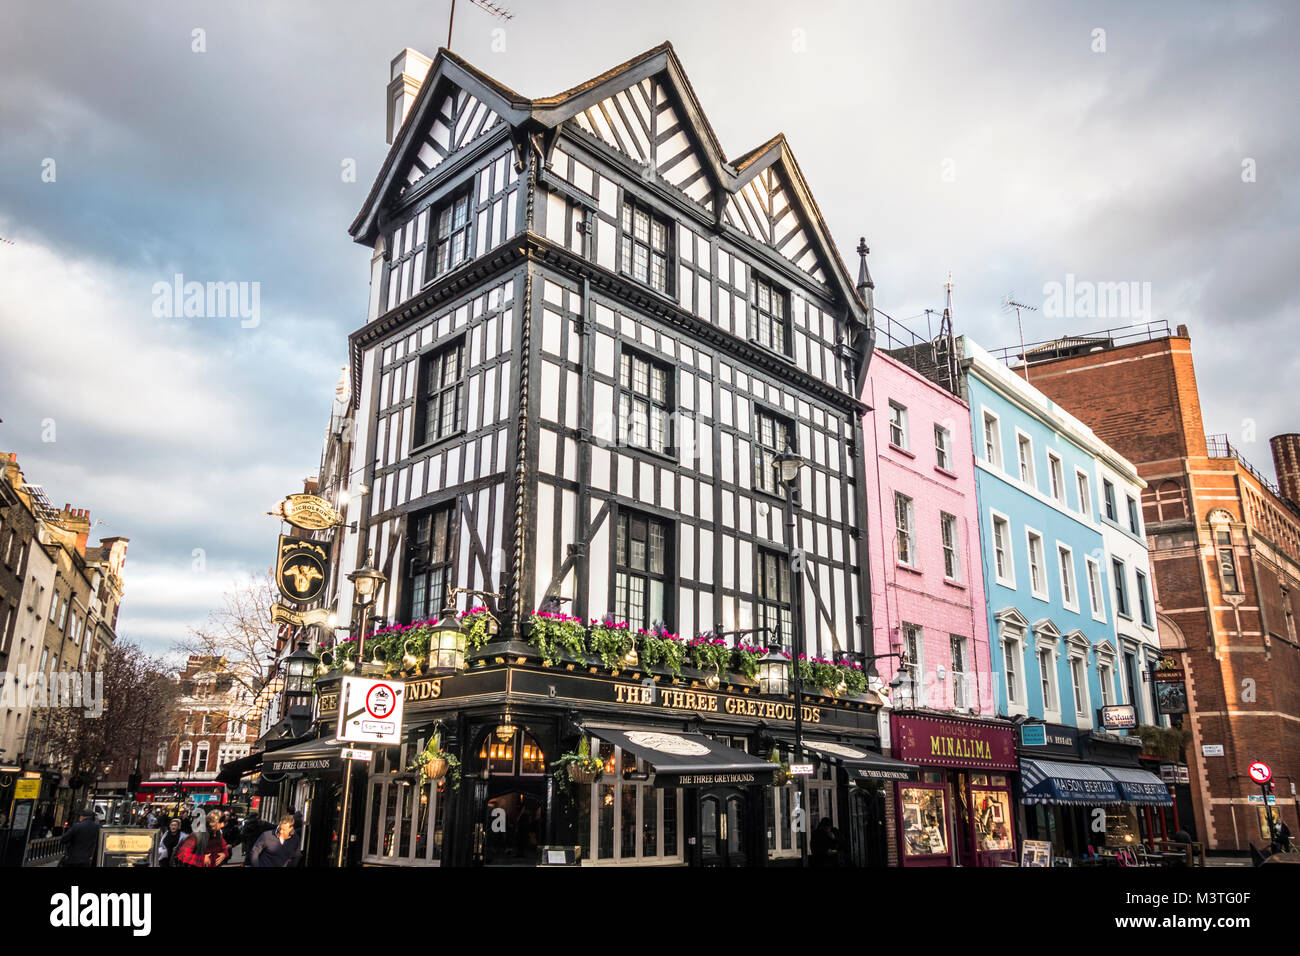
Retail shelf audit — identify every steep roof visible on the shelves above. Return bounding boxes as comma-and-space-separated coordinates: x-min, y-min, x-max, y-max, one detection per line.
350, 42, 870, 329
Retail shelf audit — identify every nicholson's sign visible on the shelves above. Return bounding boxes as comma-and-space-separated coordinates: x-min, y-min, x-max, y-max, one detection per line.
276, 535, 329, 605
270, 494, 343, 531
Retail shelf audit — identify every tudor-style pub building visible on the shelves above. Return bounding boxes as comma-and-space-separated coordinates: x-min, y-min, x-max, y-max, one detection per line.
276, 41, 907, 868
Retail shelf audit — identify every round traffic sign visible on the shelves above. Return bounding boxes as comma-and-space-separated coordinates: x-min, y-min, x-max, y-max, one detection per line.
1248, 761, 1272, 784
365, 683, 398, 720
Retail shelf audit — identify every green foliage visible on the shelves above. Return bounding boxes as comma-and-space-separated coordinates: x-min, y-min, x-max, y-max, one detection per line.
526, 611, 587, 664
551, 735, 605, 799
460, 609, 495, 652
639, 630, 685, 676
732, 644, 765, 682
588, 621, 634, 669
1137, 724, 1191, 761
686, 635, 731, 673
405, 731, 462, 790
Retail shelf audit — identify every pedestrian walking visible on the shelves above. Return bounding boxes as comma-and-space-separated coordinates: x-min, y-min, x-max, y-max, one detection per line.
248, 814, 303, 867
240, 812, 273, 859
58, 808, 101, 867
173, 810, 230, 868
158, 818, 183, 867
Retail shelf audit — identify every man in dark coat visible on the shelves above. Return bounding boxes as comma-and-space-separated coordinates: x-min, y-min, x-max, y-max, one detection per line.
59, 809, 101, 867
248, 814, 302, 867
240, 812, 274, 859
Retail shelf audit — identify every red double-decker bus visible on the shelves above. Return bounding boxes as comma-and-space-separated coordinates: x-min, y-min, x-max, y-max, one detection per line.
134, 780, 228, 807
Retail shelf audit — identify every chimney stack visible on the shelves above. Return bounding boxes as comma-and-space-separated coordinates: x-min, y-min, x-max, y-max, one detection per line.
1271, 434, 1300, 504
387, 48, 433, 145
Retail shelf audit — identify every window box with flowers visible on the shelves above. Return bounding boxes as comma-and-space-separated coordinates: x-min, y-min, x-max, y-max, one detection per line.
686, 633, 731, 674
732, 644, 767, 683
525, 610, 588, 665
588, 616, 635, 669
638, 627, 685, 677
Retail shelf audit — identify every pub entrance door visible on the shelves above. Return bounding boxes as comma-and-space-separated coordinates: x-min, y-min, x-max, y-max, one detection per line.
698, 788, 750, 867
472, 729, 548, 866
849, 783, 889, 867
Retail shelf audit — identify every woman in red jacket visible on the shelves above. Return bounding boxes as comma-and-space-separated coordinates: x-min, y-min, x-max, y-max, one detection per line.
174, 810, 230, 868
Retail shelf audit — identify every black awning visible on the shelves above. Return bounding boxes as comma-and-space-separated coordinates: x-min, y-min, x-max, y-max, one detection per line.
797, 738, 919, 782
260, 735, 343, 776
215, 751, 263, 788
586, 726, 776, 787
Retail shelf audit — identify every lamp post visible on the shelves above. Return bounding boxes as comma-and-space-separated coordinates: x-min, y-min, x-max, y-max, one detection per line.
347, 553, 387, 670
772, 443, 807, 866
282, 641, 318, 736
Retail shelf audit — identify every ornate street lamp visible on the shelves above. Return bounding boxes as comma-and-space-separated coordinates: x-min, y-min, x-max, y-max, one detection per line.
347, 553, 387, 670
757, 645, 790, 697
890, 666, 915, 710
283, 642, 317, 713
429, 607, 467, 672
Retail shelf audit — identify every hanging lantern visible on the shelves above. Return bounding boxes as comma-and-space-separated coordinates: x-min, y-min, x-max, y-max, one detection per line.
429, 609, 466, 672
757, 646, 790, 696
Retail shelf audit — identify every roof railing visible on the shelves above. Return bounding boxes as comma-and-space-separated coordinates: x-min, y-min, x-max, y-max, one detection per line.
1206, 433, 1281, 497
988, 319, 1172, 368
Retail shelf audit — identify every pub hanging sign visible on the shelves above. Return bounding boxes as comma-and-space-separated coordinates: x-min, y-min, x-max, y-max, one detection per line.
276, 535, 329, 605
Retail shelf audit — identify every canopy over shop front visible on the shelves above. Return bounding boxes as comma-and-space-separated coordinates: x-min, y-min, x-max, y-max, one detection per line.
1106, 766, 1174, 806
260, 735, 344, 777
1020, 759, 1173, 807
1021, 758, 1123, 805
798, 739, 919, 782
585, 726, 776, 786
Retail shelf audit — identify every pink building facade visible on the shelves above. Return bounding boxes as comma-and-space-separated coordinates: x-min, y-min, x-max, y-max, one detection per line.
863, 349, 994, 723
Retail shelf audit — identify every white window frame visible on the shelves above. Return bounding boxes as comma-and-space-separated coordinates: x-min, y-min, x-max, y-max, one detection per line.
1096, 650, 1117, 707
990, 509, 1015, 587
895, 492, 916, 568
1001, 628, 1026, 716
888, 401, 909, 450
1025, 527, 1049, 601
1057, 543, 1078, 612
1112, 557, 1131, 619
1067, 640, 1092, 726
1075, 468, 1092, 518
1127, 495, 1141, 535
940, 512, 961, 582
1035, 634, 1060, 721
1136, 569, 1153, 627
1103, 479, 1118, 522
902, 623, 924, 693
982, 409, 1003, 469
362, 740, 444, 866
1086, 556, 1106, 622
1016, 429, 1036, 488
950, 634, 969, 710
584, 742, 685, 865
934, 424, 952, 472
1047, 451, 1065, 504
194, 741, 210, 773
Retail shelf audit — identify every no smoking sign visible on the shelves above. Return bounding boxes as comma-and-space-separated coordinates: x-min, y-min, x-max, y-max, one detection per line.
338, 676, 405, 745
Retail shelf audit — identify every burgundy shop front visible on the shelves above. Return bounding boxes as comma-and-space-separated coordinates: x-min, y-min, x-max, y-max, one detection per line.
890, 712, 1019, 867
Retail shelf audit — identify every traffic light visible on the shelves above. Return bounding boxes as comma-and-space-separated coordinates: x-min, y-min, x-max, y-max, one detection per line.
127, 771, 141, 795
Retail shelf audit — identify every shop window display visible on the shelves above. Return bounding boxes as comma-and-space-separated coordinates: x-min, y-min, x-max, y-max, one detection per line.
575, 739, 683, 865
971, 787, 1014, 852
1103, 807, 1140, 847
901, 785, 948, 857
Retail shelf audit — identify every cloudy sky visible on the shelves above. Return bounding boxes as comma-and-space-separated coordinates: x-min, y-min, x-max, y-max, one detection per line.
1, 1, 1296, 656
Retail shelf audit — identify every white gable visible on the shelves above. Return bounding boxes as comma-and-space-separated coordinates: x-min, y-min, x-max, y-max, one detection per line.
402, 85, 502, 192
572, 76, 714, 211
723, 165, 825, 284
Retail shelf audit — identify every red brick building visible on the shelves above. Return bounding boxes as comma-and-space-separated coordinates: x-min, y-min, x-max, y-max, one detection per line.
1005, 323, 1300, 851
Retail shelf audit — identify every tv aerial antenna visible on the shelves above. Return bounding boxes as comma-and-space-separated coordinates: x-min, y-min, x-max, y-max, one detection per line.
447, 0, 513, 49
1002, 295, 1038, 383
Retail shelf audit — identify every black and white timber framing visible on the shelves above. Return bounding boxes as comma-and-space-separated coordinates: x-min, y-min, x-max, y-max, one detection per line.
345, 42, 878, 661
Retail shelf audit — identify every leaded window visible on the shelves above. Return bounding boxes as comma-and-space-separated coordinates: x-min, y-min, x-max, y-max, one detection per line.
753, 410, 794, 497
431, 190, 471, 277
752, 275, 789, 354
757, 549, 793, 651
614, 512, 668, 629
620, 201, 669, 293
409, 504, 456, 622
618, 350, 671, 454
417, 338, 464, 446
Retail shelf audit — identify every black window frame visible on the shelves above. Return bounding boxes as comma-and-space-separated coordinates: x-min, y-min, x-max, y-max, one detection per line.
751, 272, 791, 356
753, 406, 796, 499
612, 509, 672, 630
757, 548, 793, 653
1127, 495, 1141, 534
406, 502, 458, 624
617, 346, 674, 457
1103, 479, 1117, 521
414, 335, 466, 449
426, 187, 474, 281
618, 196, 672, 296
1136, 569, 1152, 626
1112, 557, 1130, 618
